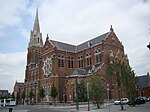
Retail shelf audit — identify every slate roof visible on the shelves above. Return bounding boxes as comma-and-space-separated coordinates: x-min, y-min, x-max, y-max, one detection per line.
50, 32, 109, 53
71, 69, 86, 75
50, 40, 76, 52
70, 63, 101, 77
76, 32, 109, 52
16, 82, 24, 86
136, 75, 149, 89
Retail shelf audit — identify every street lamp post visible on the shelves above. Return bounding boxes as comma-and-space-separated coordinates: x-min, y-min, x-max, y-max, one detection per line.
119, 88, 124, 110
67, 75, 92, 110
67, 75, 79, 110
106, 84, 110, 102
75, 77, 79, 110
87, 82, 90, 111
34, 83, 36, 105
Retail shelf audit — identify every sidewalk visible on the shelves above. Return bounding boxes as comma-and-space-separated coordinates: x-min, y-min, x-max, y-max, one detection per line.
40, 102, 114, 112
2, 102, 149, 112
41, 102, 150, 112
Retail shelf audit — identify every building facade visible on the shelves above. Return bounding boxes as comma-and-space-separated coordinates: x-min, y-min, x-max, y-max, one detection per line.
136, 73, 150, 97
0, 90, 9, 98
22, 10, 130, 104
13, 81, 24, 104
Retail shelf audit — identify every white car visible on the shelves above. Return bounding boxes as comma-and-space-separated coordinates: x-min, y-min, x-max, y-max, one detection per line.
114, 98, 129, 105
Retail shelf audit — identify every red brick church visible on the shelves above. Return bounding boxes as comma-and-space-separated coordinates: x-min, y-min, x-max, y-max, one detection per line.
14, 9, 130, 104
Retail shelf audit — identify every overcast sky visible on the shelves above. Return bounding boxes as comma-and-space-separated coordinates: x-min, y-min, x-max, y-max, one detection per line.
0, 0, 150, 93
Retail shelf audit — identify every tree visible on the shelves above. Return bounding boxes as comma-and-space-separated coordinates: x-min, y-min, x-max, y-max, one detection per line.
107, 58, 136, 109
76, 80, 87, 102
29, 89, 34, 105
89, 72, 105, 109
50, 84, 58, 106
21, 90, 26, 105
107, 59, 125, 110
11, 92, 15, 99
38, 88, 45, 105
16, 91, 21, 105
121, 68, 136, 100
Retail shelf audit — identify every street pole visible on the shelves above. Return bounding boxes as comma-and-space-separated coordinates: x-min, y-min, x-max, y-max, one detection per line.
118, 70, 124, 110
106, 84, 110, 102
120, 88, 124, 110
75, 77, 79, 110
34, 84, 36, 105
107, 88, 110, 101
87, 82, 90, 111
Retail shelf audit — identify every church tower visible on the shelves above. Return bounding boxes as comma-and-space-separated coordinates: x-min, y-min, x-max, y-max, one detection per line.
25, 9, 43, 83
27, 9, 43, 65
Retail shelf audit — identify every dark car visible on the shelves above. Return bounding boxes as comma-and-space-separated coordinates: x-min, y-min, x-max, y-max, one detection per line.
128, 98, 146, 106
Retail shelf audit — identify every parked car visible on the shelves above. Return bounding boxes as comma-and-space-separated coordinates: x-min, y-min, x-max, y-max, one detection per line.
0, 99, 5, 107
114, 98, 129, 105
128, 97, 146, 106
0, 98, 16, 107
147, 97, 150, 101
6, 98, 16, 106
138, 96, 147, 101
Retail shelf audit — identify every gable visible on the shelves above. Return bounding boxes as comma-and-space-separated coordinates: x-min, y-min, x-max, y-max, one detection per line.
104, 32, 122, 47
43, 38, 54, 51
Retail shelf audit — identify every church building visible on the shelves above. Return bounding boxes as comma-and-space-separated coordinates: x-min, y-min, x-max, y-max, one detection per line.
22, 9, 130, 104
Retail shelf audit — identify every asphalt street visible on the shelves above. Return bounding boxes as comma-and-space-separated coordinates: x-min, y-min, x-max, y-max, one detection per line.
0, 102, 150, 112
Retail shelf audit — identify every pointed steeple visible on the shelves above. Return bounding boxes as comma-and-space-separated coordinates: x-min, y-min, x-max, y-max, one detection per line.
28, 8, 43, 48
33, 8, 40, 34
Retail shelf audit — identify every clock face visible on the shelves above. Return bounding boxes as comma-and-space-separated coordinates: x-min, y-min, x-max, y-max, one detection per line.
43, 57, 52, 77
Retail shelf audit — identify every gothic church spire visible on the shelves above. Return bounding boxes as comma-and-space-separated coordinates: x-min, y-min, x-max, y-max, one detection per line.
28, 8, 43, 48
33, 8, 40, 34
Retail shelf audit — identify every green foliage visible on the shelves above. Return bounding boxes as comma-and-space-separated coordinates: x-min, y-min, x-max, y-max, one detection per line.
107, 59, 123, 85
0, 96, 8, 99
122, 69, 136, 100
107, 58, 136, 100
38, 88, 45, 105
29, 89, 34, 104
21, 90, 26, 100
11, 92, 15, 99
89, 72, 105, 109
16, 92, 20, 101
38, 88, 45, 99
29, 89, 34, 100
21, 90, 26, 104
16, 91, 21, 104
50, 84, 58, 100
76, 80, 87, 102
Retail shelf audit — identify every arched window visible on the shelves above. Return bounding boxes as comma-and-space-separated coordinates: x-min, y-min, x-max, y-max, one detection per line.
38, 37, 39, 43
68, 56, 73, 68
95, 50, 102, 64
86, 53, 92, 66
58, 55, 64, 67
78, 56, 83, 68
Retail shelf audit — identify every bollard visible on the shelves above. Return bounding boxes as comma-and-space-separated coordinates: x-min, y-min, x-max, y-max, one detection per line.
9, 108, 13, 112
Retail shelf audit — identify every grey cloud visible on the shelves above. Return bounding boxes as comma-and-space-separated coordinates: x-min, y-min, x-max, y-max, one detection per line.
0, 52, 26, 92
0, 0, 27, 37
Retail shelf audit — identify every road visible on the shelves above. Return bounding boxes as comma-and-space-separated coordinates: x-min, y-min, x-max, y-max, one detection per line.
0, 102, 150, 112
0, 105, 67, 112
